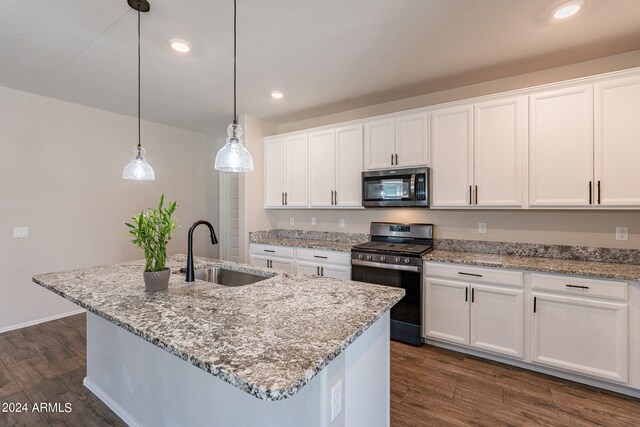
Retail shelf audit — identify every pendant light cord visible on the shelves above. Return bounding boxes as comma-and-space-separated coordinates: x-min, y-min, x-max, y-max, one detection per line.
137, 6, 142, 151
233, 0, 237, 125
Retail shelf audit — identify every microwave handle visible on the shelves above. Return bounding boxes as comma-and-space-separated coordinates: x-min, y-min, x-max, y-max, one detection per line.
410, 174, 415, 198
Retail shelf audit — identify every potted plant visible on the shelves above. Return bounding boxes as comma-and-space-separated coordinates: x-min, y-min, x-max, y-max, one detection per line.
125, 194, 178, 292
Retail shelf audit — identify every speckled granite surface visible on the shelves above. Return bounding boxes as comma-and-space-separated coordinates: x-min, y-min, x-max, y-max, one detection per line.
424, 250, 640, 281
32, 255, 403, 401
434, 239, 640, 265
249, 229, 369, 252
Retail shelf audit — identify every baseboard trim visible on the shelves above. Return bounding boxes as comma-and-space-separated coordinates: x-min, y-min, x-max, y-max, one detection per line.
0, 309, 86, 334
426, 339, 640, 399
83, 377, 142, 427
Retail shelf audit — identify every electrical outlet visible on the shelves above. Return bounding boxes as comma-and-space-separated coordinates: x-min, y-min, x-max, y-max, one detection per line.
339, 219, 345, 228
289, 217, 294, 226
311, 217, 316, 225
616, 227, 628, 241
330, 380, 343, 421
13, 227, 29, 238
478, 223, 487, 234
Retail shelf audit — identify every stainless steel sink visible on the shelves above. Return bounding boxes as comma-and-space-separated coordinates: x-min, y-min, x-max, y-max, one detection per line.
189, 267, 271, 287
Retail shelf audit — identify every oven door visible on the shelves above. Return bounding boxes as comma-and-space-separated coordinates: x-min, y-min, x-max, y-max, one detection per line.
351, 261, 422, 346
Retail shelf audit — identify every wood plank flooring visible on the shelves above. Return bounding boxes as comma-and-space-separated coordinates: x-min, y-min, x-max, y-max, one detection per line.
1, 314, 638, 426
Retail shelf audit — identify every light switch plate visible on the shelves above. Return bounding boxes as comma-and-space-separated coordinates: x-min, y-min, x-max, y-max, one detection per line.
14, 227, 29, 238
339, 219, 345, 228
478, 223, 487, 234
616, 227, 628, 241
311, 217, 316, 225
289, 217, 294, 226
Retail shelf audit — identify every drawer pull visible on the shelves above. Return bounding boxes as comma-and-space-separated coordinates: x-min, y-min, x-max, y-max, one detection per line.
458, 272, 483, 278
565, 284, 590, 290
313, 255, 328, 259
263, 249, 276, 253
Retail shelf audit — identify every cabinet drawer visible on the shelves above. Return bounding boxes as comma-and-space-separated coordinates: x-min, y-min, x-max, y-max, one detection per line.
531, 273, 628, 301
424, 262, 523, 288
296, 248, 351, 266
250, 244, 294, 259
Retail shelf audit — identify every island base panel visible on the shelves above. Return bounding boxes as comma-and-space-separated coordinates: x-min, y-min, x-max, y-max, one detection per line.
83, 311, 390, 427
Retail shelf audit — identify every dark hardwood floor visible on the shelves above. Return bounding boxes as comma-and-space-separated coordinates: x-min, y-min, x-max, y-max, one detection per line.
1, 314, 638, 426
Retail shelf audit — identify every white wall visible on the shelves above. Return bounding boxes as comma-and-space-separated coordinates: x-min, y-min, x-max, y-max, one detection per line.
247, 50, 640, 250
0, 86, 220, 332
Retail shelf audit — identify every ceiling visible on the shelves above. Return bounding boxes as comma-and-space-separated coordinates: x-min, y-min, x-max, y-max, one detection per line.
1, 0, 640, 136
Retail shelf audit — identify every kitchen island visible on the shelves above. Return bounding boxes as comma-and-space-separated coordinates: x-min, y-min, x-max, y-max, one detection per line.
33, 255, 403, 427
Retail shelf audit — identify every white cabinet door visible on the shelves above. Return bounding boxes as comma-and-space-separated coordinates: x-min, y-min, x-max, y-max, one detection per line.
529, 85, 594, 207
594, 75, 640, 207
396, 113, 427, 167
250, 254, 272, 270
296, 261, 321, 276
470, 284, 524, 359
531, 293, 628, 383
364, 118, 395, 170
309, 130, 336, 207
335, 124, 363, 207
424, 278, 470, 345
285, 134, 308, 207
321, 264, 351, 280
264, 138, 286, 207
430, 105, 473, 207
474, 97, 526, 207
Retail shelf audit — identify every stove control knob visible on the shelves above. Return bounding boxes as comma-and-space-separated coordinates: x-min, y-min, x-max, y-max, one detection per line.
358, 253, 364, 260
404, 258, 411, 264
394, 257, 401, 263
380, 256, 386, 262
366, 255, 373, 261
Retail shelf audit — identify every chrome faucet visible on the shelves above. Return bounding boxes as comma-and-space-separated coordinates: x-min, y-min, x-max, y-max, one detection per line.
186, 220, 218, 282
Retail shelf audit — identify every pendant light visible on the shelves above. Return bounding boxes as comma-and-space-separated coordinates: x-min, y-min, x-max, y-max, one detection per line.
123, 0, 155, 180
214, 0, 254, 173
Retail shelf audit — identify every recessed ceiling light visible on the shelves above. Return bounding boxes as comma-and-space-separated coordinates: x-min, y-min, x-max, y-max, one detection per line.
271, 91, 284, 99
551, 1, 584, 19
168, 39, 192, 53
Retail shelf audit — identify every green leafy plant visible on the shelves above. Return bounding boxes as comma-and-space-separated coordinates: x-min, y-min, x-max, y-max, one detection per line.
125, 195, 178, 272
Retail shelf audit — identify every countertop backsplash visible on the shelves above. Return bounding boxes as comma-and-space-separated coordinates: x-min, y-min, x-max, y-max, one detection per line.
434, 239, 640, 265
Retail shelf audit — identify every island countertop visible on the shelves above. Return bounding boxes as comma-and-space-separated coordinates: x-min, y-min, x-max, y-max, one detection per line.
32, 254, 403, 401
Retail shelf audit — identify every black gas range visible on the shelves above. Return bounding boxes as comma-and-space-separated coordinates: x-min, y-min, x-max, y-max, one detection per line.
351, 222, 433, 346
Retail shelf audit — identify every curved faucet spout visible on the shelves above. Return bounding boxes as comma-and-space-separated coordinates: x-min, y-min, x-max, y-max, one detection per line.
186, 220, 218, 282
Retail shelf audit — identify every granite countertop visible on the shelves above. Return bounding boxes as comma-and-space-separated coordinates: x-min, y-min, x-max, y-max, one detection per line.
424, 250, 640, 282
32, 255, 403, 401
249, 236, 356, 252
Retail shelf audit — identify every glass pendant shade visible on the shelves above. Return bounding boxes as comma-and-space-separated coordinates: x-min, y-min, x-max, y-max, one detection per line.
123, 147, 156, 180
215, 122, 254, 172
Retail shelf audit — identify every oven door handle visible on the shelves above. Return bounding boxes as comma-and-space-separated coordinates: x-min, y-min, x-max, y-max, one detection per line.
352, 259, 421, 273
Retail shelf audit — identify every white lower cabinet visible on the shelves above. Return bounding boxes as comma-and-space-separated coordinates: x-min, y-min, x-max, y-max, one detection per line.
249, 244, 295, 274
424, 273, 524, 359
531, 278, 629, 383
425, 261, 637, 394
470, 284, 524, 358
295, 247, 351, 280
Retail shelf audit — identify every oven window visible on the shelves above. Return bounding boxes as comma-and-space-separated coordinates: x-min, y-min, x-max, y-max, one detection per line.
364, 178, 410, 200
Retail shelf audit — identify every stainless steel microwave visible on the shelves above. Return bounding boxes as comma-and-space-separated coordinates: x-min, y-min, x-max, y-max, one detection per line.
362, 167, 429, 208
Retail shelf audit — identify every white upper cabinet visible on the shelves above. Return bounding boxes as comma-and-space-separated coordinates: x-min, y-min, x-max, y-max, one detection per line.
364, 113, 427, 170
264, 134, 308, 208
594, 75, 640, 207
284, 134, 309, 207
430, 105, 473, 207
529, 85, 594, 207
473, 96, 527, 207
308, 124, 363, 208
335, 124, 364, 207
309, 129, 336, 207
264, 138, 286, 207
